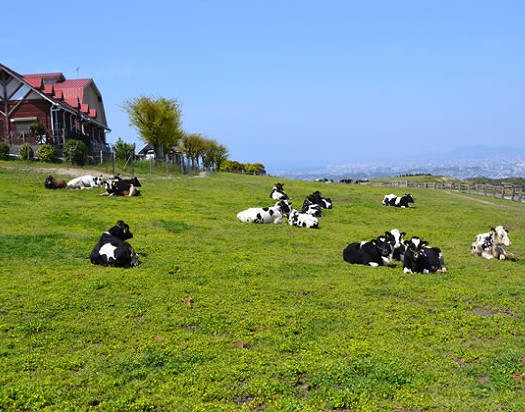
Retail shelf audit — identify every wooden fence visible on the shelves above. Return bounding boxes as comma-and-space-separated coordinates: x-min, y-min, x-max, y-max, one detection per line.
361, 180, 525, 204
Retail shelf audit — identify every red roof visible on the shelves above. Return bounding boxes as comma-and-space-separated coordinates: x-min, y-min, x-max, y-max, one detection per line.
22, 73, 99, 124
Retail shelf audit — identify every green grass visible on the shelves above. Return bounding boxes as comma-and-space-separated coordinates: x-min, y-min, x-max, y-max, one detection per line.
1, 161, 525, 411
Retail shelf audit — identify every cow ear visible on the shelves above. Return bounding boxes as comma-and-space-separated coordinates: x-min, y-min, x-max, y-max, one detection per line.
490, 227, 496, 232
422, 240, 429, 246
370, 239, 377, 244
401, 232, 406, 236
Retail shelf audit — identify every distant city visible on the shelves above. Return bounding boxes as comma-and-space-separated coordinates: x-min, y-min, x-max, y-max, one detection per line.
275, 147, 525, 181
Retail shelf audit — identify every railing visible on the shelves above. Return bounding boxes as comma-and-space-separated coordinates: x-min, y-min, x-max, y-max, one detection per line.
359, 179, 525, 203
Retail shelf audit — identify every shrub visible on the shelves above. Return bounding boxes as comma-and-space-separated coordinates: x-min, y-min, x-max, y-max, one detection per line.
0, 142, 9, 160
19, 144, 34, 161
63, 139, 87, 166
37, 144, 56, 162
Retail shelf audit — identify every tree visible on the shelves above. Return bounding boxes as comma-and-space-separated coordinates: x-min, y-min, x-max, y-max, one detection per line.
123, 96, 182, 162
181, 133, 208, 169
201, 139, 228, 171
63, 139, 87, 165
112, 137, 136, 161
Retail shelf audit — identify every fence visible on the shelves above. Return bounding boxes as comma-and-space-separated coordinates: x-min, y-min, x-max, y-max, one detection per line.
361, 180, 525, 204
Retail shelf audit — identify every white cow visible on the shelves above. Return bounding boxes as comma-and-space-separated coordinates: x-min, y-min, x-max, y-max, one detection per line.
288, 209, 319, 229
67, 175, 106, 189
237, 200, 291, 224
471, 226, 512, 260
382, 193, 397, 206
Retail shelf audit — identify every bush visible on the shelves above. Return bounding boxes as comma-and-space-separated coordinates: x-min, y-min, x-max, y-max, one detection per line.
37, 144, 56, 162
19, 144, 34, 161
63, 139, 87, 166
0, 142, 9, 160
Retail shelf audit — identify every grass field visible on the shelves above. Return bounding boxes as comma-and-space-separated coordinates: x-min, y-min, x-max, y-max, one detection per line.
1, 161, 525, 411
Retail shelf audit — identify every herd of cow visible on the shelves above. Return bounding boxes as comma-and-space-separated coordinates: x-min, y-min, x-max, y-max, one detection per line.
238, 185, 514, 274
43, 175, 514, 270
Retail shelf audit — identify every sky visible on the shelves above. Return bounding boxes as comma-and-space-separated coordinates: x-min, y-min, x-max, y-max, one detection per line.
3, 0, 525, 174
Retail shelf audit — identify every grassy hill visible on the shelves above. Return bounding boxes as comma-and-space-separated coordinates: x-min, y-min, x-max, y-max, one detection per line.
1, 161, 525, 411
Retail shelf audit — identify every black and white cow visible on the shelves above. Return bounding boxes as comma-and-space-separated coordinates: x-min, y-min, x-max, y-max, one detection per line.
342, 235, 393, 267
383, 193, 414, 208
385, 228, 407, 261
102, 176, 142, 197
237, 200, 292, 224
306, 191, 333, 209
471, 226, 512, 260
44, 175, 66, 189
270, 183, 289, 200
288, 209, 319, 229
301, 198, 323, 217
403, 237, 446, 274
67, 174, 106, 189
90, 220, 140, 267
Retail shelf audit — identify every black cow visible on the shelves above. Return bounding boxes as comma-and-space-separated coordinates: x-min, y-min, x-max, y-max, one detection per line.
306, 190, 333, 209
301, 198, 323, 217
385, 228, 406, 261
102, 176, 141, 197
270, 183, 288, 200
90, 220, 140, 267
392, 194, 414, 208
403, 237, 446, 274
342, 235, 393, 267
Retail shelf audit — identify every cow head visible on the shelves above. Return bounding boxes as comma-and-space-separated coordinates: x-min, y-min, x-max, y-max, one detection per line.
386, 229, 406, 250
372, 236, 394, 258
491, 226, 511, 246
108, 220, 134, 240
404, 194, 415, 203
404, 237, 428, 258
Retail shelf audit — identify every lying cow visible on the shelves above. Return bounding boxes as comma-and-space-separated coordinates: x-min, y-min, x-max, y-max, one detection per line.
342, 235, 393, 267
270, 183, 289, 200
301, 198, 323, 217
102, 176, 142, 197
90, 220, 140, 267
403, 237, 447, 274
306, 190, 333, 209
67, 174, 106, 189
471, 226, 512, 260
386, 228, 406, 261
288, 209, 319, 229
383, 193, 414, 208
44, 175, 66, 189
237, 200, 292, 224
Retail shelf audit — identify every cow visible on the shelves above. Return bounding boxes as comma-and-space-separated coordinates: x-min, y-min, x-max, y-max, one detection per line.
102, 176, 142, 197
67, 174, 106, 189
385, 228, 407, 261
306, 190, 333, 209
382, 193, 397, 205
44, 175, 66, 189
403, 237, 447, 274
301, 198, 323, 217
383, 193, 414, 208
237, 200, 292, 224
288, 209, 319, 229
471, 226, 512, 260
90, 220, 140, 267
270, 183, 289, 200
342, 235, 393, 267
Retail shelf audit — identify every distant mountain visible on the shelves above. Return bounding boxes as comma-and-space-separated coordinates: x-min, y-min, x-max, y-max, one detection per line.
275, 148, 525, 181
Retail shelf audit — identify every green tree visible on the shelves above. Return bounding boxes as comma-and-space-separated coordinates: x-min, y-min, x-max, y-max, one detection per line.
202, 139, 228, 171
123, 96, 182, 162
181, 133, 208, 169
37, 144, 56, 162
112, 137, 136, 161
19, 144, 34, 161
0, 142, 9, 160
29, 121, 48, 143
63, 139, 87, 165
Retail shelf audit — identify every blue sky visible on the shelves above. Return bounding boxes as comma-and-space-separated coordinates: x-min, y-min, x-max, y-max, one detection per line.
3, 1, 524, 174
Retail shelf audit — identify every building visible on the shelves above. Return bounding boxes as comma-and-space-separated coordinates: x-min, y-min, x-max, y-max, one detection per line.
0, 63, 110, 158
